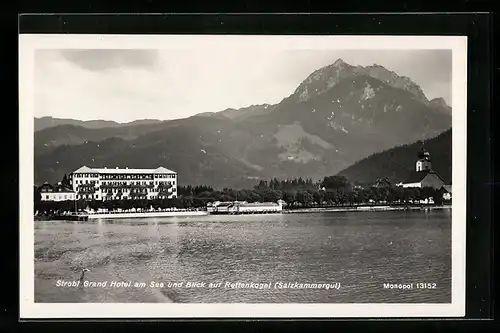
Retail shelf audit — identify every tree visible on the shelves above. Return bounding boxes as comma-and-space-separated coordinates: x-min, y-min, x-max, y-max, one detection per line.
236, 190, 250, 202
354, 188, 365, 204
335, 188, 348, 206
296, 190, 314, 207
282, 190, 297, 206
253, 180, 268, 191
180, 197, 193, 208
313, 190, 325, 207
408, 187, 421, 202
89, 200, 102, 211
198, 191, 213, 199
322, 176, 351, 190
432, 190, 444, 205
34, 186, 41, 213
421, 186, 435, 201
345, 190, 356, 206
262, 189, 281, 202
247, 191, 262, 203
323, 190, 336, 205
61, 174, 71, 187
102, 200, 114, 211
219, 194, 235, 202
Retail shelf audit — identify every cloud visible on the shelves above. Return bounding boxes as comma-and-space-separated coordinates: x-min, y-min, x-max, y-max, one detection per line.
59, 49, 159, 71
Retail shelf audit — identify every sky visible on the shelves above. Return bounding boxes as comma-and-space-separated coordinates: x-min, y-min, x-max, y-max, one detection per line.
34, 48, 452, 123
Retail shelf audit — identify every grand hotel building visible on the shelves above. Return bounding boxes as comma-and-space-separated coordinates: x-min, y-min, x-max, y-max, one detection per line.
69, 166, 177, 201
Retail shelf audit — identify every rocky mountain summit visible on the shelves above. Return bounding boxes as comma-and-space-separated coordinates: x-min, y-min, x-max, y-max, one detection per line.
292, 58, 446, 110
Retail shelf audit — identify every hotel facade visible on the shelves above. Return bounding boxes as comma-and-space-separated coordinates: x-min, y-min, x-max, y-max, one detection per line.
69, 166, 178, 201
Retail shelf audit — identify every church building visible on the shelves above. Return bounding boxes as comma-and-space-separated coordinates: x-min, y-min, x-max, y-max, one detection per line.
397, 149, 446, 190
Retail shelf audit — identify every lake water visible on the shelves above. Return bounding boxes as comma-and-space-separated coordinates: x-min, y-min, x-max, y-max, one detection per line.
34, 210, 452, 303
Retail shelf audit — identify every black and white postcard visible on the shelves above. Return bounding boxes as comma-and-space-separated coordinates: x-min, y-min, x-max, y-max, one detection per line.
19, 34, 467, 318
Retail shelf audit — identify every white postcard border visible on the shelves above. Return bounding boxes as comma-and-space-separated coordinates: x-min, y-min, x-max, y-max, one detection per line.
19, 34, 467, 318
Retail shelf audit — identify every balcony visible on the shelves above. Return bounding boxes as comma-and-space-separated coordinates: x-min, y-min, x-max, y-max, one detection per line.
77, 187, 96, 195
130, 190, 148, 195
129, 194, 148, 199
158, 190, 172, 196
100, 183, 155, 189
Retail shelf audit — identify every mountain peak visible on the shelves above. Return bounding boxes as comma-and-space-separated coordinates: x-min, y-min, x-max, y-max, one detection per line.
292, 59, 429, 104
429, 97, 451, 113
429, 97, 448, 107
333, 58, 346, 66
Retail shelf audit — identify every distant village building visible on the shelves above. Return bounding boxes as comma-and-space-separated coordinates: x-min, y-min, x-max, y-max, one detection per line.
69, 166, 177, 201
38, 182, 76, 201
397, 149, 446, 190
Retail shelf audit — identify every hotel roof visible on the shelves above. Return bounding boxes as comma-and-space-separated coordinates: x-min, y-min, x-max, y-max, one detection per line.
72, 166, 176, 174
38, 182, 74, 193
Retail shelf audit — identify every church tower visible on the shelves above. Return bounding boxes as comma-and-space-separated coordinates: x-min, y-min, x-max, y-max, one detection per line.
416, 148, 432, 172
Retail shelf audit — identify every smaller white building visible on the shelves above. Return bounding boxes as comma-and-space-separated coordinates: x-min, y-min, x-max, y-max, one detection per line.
38, 182, 76, 201
442, 185, 452, 200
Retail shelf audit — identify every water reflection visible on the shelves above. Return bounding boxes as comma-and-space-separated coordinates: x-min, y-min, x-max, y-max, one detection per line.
96, 219, 105, 237
35, 210, 452, 303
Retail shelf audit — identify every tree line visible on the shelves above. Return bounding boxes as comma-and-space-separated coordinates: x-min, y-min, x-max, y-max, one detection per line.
34, 175, 450, 215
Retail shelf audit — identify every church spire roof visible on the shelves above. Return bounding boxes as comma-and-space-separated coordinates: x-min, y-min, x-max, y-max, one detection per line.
417, 148, 431, 161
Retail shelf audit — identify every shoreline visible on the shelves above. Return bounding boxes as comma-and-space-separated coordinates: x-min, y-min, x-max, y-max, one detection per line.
34, 210, 209, 221
284, 205, 452, 214
35, 204, 451, 221
87, 210, 209, 219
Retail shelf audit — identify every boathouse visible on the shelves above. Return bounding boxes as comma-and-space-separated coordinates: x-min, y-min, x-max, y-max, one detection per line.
207, 200, 285, 214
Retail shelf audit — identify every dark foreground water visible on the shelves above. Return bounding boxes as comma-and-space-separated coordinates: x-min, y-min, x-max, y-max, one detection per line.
34, 210, 451, 303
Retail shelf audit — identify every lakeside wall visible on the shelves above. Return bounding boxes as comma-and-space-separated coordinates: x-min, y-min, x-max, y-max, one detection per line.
87, 210, 209, 219
35, 204, 452, 221
284, 205, 452, 214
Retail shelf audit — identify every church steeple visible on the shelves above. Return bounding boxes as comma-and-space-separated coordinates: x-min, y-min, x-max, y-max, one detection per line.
416, 148, 431, 172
